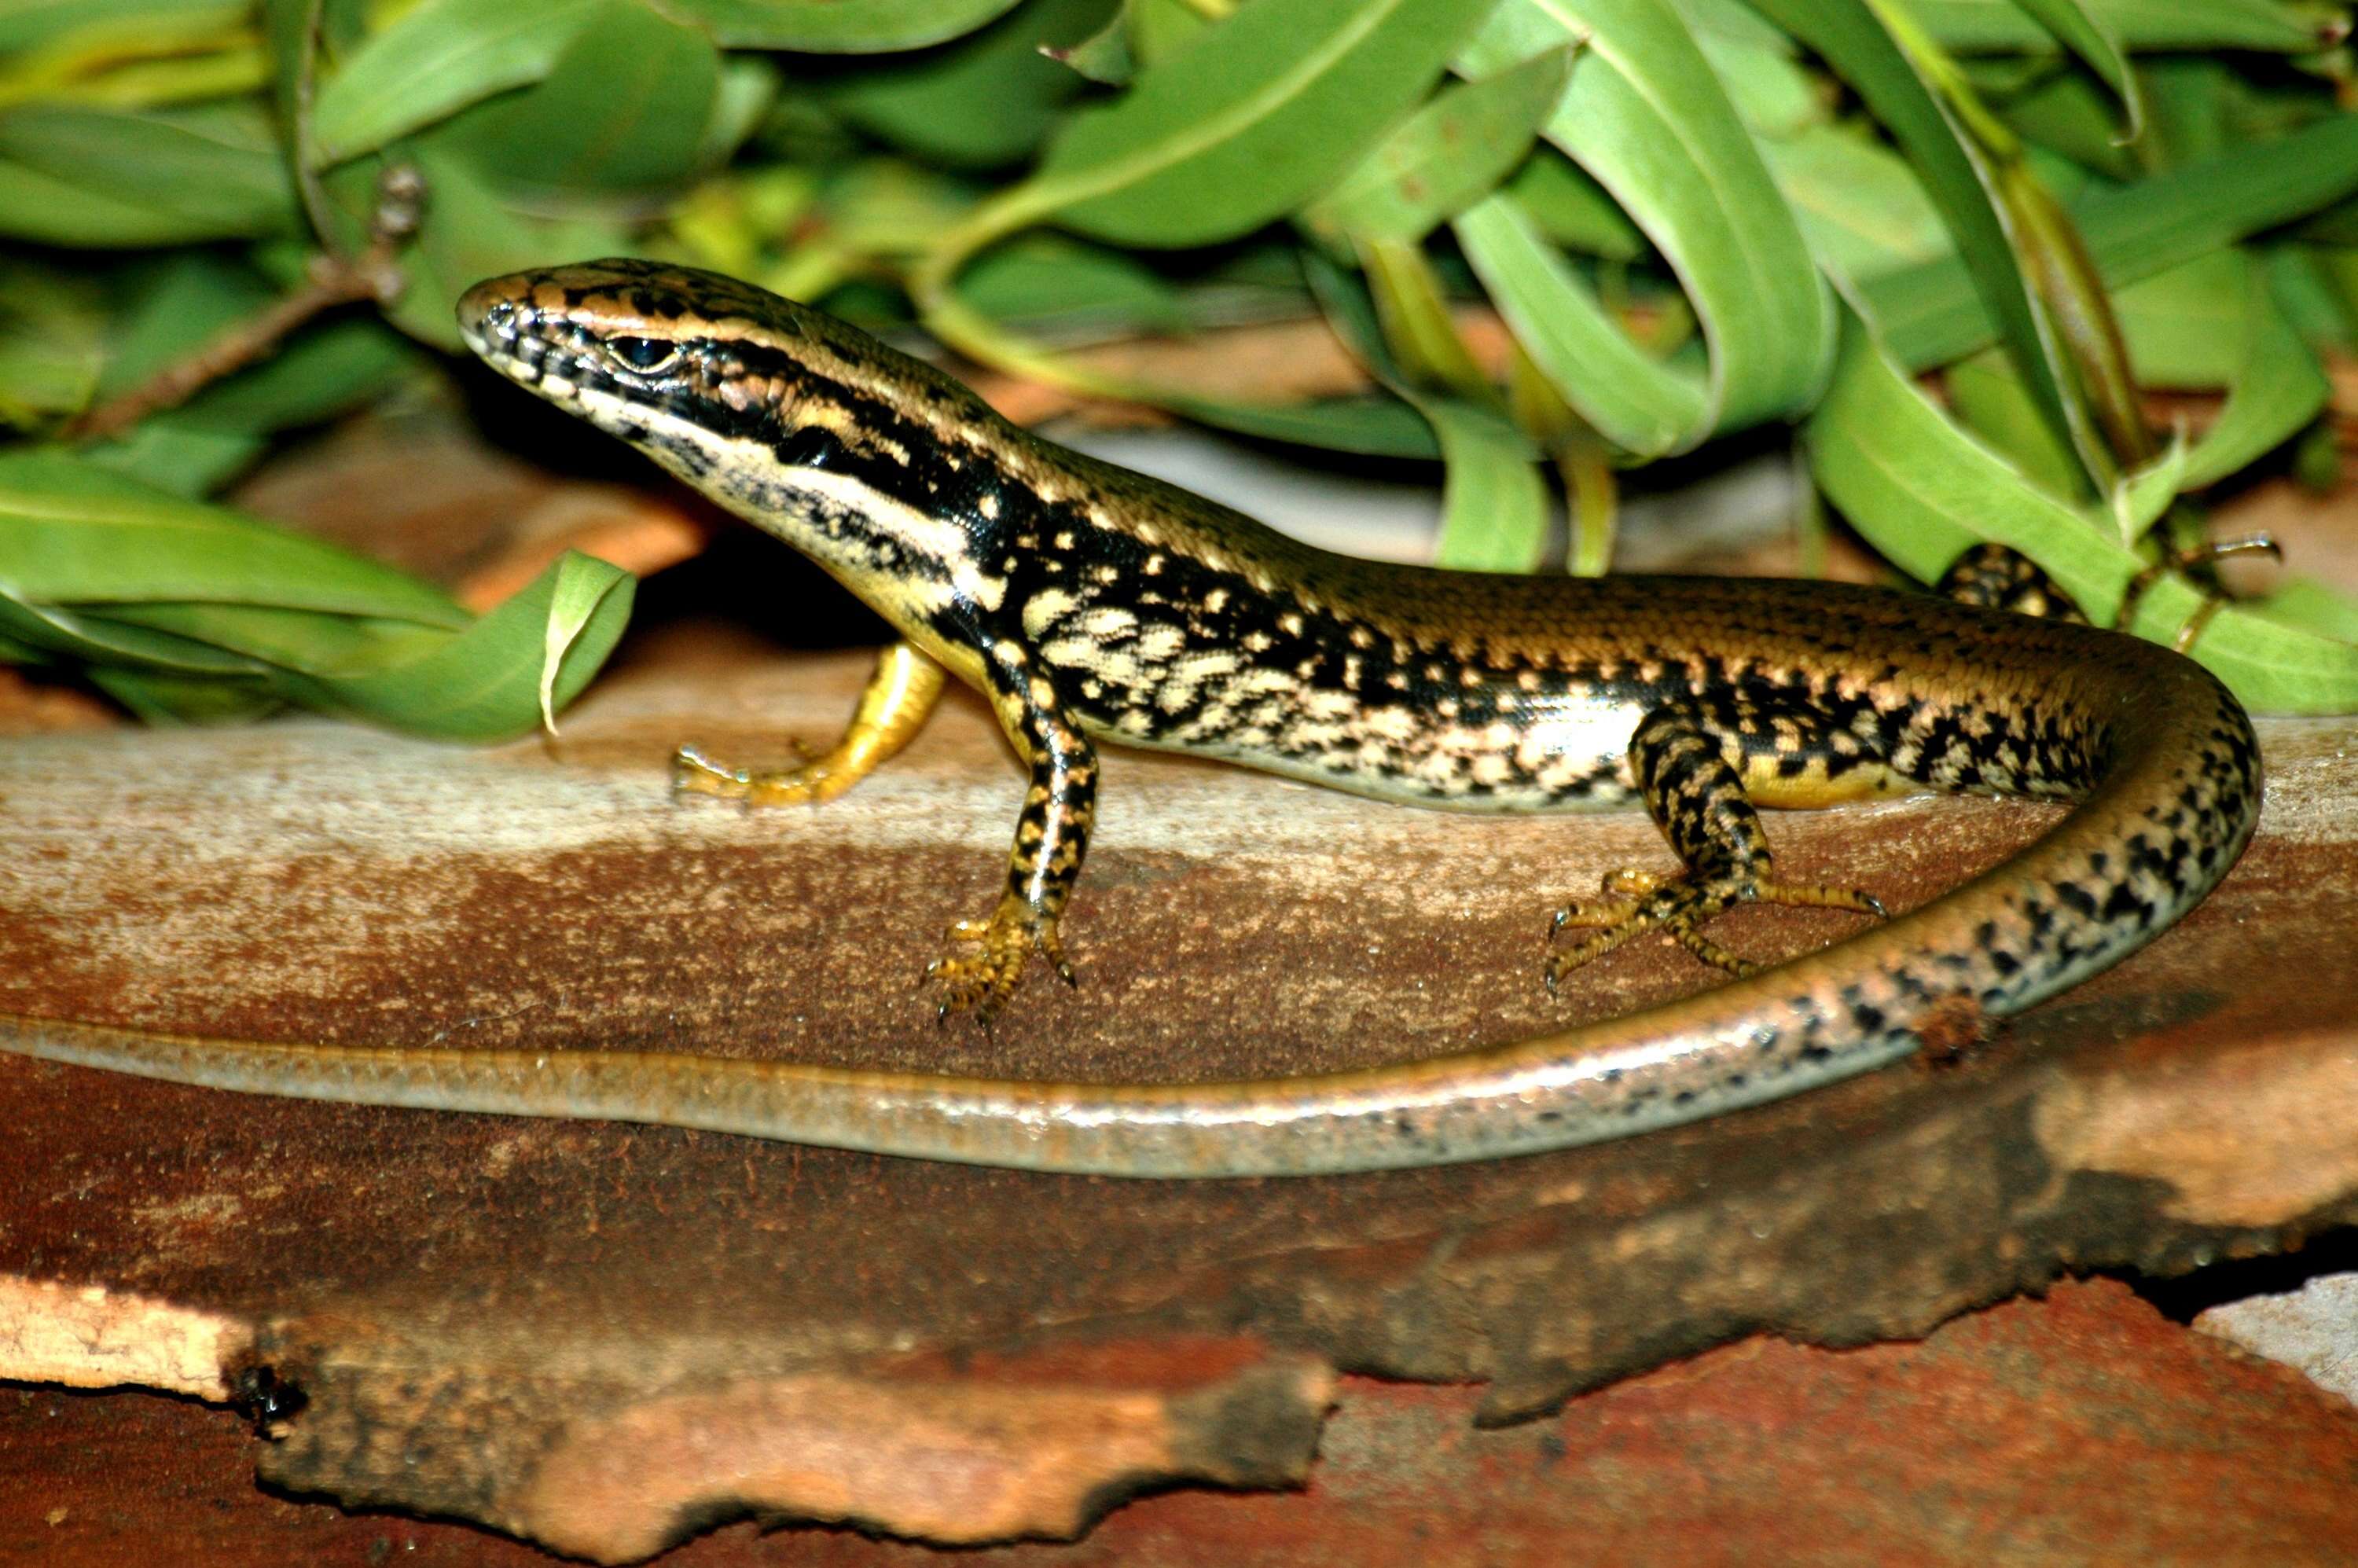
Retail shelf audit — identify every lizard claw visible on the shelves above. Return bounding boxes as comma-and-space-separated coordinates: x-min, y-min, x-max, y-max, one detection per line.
928, 898, 1073, 1023
1543, 866, 1887, 992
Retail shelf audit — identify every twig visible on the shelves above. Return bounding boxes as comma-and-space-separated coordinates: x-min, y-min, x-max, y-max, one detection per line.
64, 165, 423, 445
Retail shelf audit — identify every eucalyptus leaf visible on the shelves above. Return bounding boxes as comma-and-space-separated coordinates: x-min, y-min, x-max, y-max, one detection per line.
2253, 578, 2358, 644
387, 140, 629, 351
1019, 0, 1498, 248
2008, 0, 2142, 139
824, 0, 1115, 171
957, 233, 1189, 334
454, 0, 720, 192
82, 424, 265, 497
1763, 122, 1951, 281
1945, 347, 2078, 494
311, 0, 604, 164
0, 452, 636, 740
1041, 5, 1133, 85
1502, 149, 1645, 261
1688, 14, 1821, 137
1866, 112, 2358, 371
654, 0, 1026, 51
2110, 248, 2249, 387
1162, 391, 1442, 458
1461, 0, 1833, 449
296, 549, 634, 740
2107, 434, 2185, 544
0, 150, 244, 248
2175, 265, 2329, 491
1455, 193, 1705, 455
1303, 46, 1573, 243
0, 101, 296, 240
1305, 245, 1548, 566
0, 450, 465, 622
1750, 0, 2102, 489
1424, 396, 1551, 571
0, 0, 252, 54
1808, 309, 2358, 712
88, 668, 281, 725
698, 57, 780, 169
1909, 0, 2334, 53
0, 262, 102, 425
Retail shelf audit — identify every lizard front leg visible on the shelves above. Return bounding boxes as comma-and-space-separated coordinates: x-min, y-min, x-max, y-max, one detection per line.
928, 641, 1097, 1023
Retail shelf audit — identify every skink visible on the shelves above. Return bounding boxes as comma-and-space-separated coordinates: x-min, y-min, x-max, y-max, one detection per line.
0, 259, 2262, 1177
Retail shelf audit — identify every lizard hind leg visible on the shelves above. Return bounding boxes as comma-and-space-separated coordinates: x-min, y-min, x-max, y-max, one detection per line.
1544, 695, 1895, 992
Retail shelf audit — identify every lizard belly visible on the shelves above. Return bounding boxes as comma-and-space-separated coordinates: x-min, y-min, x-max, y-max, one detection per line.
1075, 674, 1648, 813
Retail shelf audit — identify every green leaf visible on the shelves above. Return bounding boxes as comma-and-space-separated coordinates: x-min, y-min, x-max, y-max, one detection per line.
1687, 9, 1821, 137
1945, 347, 2079, 494
957, 233, 1189, 335
302, 550, 634, 740
453, 0, 719, 191
1425, 396, 1551, 571
2110, 248, 2249, 388
0, 101, 295, 241
2007, 0, 2142, 140
2253, 578, 2358, 644
1016, 0, 1499, 248
0, 450, 465, 622
1454, 191, 1706, 455
1041, 3, 1134, 85
1763, 122, 1952, 281
383, 141, 629, 351
1867, 113, 2358, 371
698, 56, 780, 168
0, 261, 102, 426
1162, 391, 1442, 457
312, 0, 605, 163
1122, 0, 1208, 66
1910, 0, 2336, 53
0, 0, 252, 54
1501, 149, 1645, 260
87, 668, 281, 725
1807, 308, 2358, 713
653, 0, 1026, 51
65, 255, 417, 490
0, 452, 637, 740
1305, 244, 1547, 567
81, 424, 262, 498
2176, 263, 2330, 491
0, 154, 200, 246
823, 0, 1115, 171
1303, 46, 1574, 242
1459, 0, 1833, 451
2107, 434, 2185, 544
1750, 0, 2102, 488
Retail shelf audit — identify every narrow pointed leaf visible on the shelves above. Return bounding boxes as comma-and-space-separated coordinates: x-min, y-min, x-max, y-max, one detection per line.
1304, 46, 1573, 242
1459, 0, 1832, 449
1019, 0, 1499, 248
1808, 310, 2358, 713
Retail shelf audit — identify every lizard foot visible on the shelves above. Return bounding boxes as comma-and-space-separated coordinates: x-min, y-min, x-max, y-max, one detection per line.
926, 898, 1074, 1023
1544, 866, 1886, 993
673, 740, 858, 806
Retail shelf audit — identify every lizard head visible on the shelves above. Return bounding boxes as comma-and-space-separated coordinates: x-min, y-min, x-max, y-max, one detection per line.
456, 259, 1005, 513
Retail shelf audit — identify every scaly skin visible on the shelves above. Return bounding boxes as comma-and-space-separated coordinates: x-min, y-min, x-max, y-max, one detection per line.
0, 261, 2263, 1177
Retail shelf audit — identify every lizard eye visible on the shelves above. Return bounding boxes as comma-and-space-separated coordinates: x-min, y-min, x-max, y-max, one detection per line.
604, 336, 681, 374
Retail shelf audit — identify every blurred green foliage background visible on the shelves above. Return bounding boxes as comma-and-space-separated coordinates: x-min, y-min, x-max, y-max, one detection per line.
6, 0, 2358, 733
